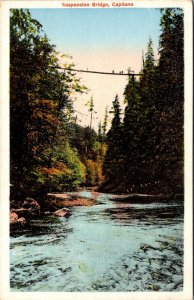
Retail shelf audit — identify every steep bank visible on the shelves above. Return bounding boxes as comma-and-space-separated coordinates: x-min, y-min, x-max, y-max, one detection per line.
98, 178, 183, 197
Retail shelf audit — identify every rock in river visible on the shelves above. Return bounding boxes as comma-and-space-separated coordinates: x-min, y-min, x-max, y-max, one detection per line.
11, 197, 41, 219
22, 197, 40, 211
11, 207, 38, 219
17, 217, 26, 225
10, 211, 18, 224
10, 211, 26, 225
53, 208, 71, 217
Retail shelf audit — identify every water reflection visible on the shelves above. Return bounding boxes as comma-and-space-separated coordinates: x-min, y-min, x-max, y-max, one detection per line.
103, 204, 183, 225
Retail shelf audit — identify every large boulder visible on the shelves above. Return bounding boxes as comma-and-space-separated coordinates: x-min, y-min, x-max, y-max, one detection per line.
17, 217, 26, 225
15, 197, 41, 218
10, 211, 26, 225
11, 208, 33, 219
10, 211, 18, 224
22, 198, 40, 210
10, 198, 40, 221
53, 208, 71, 217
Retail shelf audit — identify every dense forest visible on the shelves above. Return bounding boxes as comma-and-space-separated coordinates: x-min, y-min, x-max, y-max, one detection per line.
102, 8, 184, 194
10, 8, 184, 202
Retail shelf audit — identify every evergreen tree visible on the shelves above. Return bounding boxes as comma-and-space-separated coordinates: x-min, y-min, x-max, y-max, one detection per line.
98, 122, 102, 142
154, 8, 184, 193
138, 38, 158, 185
103, 95, 122, 184
87, 96, 95, 129
109, 94, 121, 130
144, 38, 155, 70
100, 9, 184, 195
121, 75, 143, 189
102, 106, 108, 140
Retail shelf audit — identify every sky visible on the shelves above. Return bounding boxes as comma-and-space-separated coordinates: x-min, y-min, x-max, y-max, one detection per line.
30, 8, 161, 130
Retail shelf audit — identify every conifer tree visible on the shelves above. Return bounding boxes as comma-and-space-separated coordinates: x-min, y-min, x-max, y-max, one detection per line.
98, 122, 102, 142
103, 95, 122, 184
144, 38, 155, 70
154, 8, 184, 192
121, 75, 143, 188
88, 96, 95, 129
100, 9, 184, 194
102, 106, 108, 140
138, 38, 158, 184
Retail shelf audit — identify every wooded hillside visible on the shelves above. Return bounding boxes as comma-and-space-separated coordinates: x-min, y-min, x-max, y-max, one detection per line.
10, 8, 184, 200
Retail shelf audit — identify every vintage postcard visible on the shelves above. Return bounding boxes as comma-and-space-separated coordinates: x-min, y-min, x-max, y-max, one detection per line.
0, 0, 193, 299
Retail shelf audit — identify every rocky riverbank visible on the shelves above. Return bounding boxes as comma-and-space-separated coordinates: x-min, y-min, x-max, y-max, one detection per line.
10, 191, 97, 226
10, 188, 183, 227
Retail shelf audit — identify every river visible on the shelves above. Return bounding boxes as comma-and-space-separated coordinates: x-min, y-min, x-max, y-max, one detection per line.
10, 190, 183, 292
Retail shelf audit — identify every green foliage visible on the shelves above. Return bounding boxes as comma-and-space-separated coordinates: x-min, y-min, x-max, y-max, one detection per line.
30, 142, 86, 192
68, 124, 106, 187
103, 95, 122, 182
69, 125, 98, 160
98, 122, 103, 142
102, 106, 109, 140
10, 9, 87, 198
10, 8, 184, 197
155, 8, 184, 192
144, 38, 155, 71
101, 9, 184, 194
87, 96, 95, 129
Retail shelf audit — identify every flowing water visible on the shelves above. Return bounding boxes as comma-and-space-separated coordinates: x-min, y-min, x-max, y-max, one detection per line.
10, 190, 183, 292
